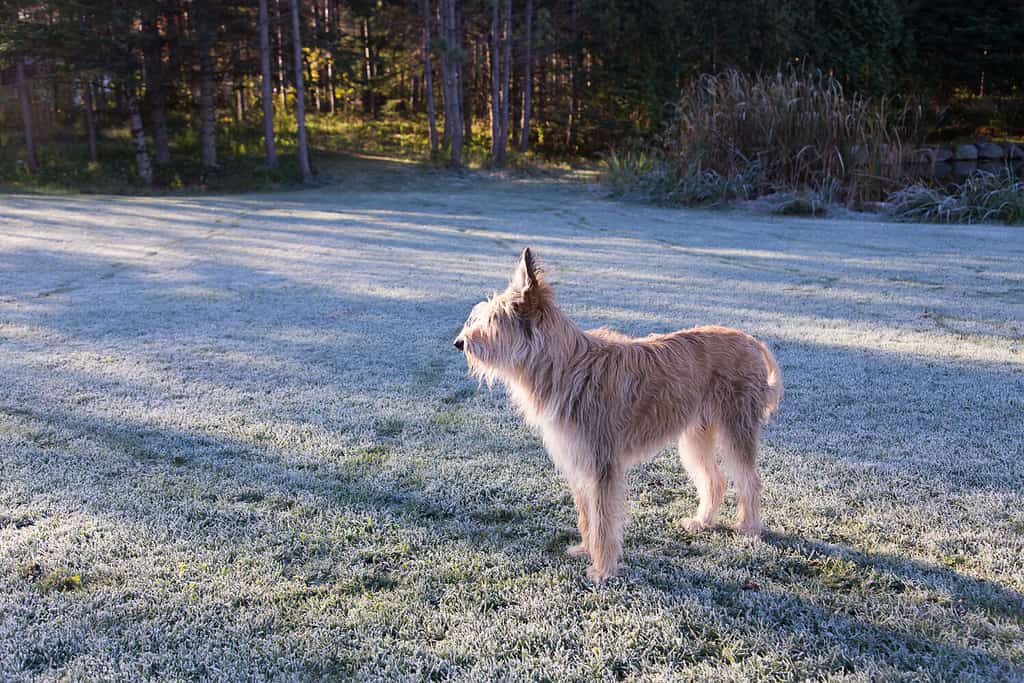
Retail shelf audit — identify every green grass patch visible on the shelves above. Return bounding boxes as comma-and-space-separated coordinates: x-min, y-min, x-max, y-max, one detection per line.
20, 564, 85, 593
0, 112, 574, 195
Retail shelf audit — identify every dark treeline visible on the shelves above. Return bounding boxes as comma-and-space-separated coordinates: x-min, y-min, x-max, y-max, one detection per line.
1, 1, 1022, 182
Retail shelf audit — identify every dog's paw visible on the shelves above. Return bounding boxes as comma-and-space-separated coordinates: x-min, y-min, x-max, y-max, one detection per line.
565, 543, 589, 558
680, 517, 714, 533
586, 564, 617, 584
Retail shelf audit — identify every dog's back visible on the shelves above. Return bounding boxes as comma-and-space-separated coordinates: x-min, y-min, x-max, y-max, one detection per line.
585, 324, 782, 435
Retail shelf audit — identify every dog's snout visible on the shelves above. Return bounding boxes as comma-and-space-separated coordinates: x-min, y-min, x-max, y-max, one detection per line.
453, 338, 465, 351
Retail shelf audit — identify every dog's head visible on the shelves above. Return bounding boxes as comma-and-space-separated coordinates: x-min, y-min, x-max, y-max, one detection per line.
454, 248, 551, 383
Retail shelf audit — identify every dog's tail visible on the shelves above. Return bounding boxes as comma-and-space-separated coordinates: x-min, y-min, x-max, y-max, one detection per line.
758, 341, 783, 421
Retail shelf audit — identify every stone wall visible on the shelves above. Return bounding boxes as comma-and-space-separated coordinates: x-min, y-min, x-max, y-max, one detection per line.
910, 142, 1024, 180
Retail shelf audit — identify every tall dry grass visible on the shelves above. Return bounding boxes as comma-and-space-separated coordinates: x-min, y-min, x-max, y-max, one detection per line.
659, 69, 921, 205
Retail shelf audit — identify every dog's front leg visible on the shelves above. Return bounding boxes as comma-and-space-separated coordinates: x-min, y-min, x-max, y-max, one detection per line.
584, 464, 626, 583
566, 483, 590, 558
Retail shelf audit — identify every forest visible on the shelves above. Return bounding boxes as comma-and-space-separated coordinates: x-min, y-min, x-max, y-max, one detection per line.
1, 1, 1022, 193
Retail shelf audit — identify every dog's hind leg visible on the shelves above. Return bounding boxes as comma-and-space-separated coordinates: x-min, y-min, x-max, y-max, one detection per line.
566, 482, 590, 557
719, 421, 764, 535
584, 464, 626, 583
679, 424, 725, 532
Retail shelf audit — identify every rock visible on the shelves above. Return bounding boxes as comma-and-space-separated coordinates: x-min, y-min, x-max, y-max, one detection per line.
953, 160, 978, 177
1009, 144, 1024, 160
954, 144, 978, 161
933, 162, 953, 179
976, 142, 1005, 159
935, 147, 954, 163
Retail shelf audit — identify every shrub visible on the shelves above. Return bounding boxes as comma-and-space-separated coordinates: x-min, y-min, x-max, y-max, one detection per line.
888, 169, 1024, 224
603, 149, 759, 207
660, 69, 920, 205
771, 194, 828, 217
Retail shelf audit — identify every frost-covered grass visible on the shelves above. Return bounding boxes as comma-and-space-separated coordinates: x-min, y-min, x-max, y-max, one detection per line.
1, 163, 1023, 680
888, 170, 1024, 225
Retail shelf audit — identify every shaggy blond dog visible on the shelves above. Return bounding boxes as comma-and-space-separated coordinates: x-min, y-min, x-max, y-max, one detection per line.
454, 249, 782, 582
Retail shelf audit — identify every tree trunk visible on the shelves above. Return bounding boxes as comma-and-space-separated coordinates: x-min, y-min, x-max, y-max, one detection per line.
537, 53, 546, 130
16, 60, 38, 174
290, 0, 312, 181
259, 0, 278, 166
518, 0, 532, 153
490, 0, 500, 163
501, 0, 511, 155
422, 0, 439, 154
312, 0, 322, 113
567, 0, 579, 152
439, 0, 463, 166
275, 0, 287, 111
48, 80, 58, 135
127, 88, 153, 184
196, 7, 217, 169
84, 80, 98, 164
144, 19, 171, 165
490, 0, 511, 166
460, 0, 470, 148
361, 17, 377, 117
323, 0, 336, 114
438, 1, 452, 149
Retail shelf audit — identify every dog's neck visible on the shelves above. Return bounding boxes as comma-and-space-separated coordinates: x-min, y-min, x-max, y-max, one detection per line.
506, 304, 594, 425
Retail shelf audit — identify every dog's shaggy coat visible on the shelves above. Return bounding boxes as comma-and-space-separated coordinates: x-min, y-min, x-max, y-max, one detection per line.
455, 249, 782, 582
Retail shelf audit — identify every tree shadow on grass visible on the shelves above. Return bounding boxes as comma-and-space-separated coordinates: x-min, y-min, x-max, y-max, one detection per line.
2, 396, 1022, 679
760, 530, 1024, 623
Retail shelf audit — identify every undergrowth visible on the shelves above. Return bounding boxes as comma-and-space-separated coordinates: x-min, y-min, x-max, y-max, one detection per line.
605, 68, 923, 208
888, 170, 1024, 224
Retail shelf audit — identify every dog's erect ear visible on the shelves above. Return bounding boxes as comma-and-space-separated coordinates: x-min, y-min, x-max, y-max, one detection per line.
509, 247, 545, 312
510, 247, 538, 292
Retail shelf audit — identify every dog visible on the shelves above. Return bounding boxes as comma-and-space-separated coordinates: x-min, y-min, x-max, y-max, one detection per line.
454, 248, 782, 582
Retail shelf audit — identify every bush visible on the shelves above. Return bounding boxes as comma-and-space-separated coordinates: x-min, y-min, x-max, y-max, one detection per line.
770, 194, 827, 217
658, 69, 920, 205
603, 149, 759, 207
888, 169, 1024, 224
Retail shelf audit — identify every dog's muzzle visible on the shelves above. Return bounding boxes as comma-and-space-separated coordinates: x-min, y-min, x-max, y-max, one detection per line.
453, 338, 465, 351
